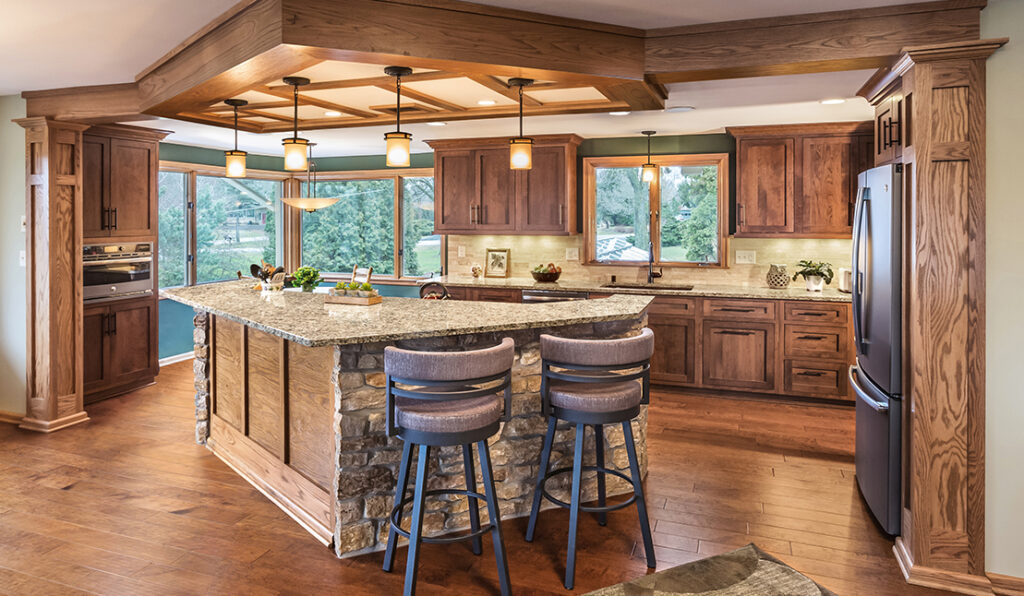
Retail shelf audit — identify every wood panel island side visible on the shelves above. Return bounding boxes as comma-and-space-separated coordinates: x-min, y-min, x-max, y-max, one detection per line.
160, 281, 653, 557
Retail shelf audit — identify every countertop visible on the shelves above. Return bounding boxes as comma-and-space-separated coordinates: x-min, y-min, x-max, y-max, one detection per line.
428, 276, 853, 303
161, 280, 654, 347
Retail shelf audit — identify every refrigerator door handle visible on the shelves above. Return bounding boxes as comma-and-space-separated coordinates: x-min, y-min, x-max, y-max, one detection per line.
852, 186, 870, 352
849, 366, 889, 413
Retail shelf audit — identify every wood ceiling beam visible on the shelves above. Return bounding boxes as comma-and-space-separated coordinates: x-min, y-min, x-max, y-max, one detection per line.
644, 0, 985, 84
375, 83, 466, 112
265, 70, 460, 92
466, 75, 542, 106
22, 83, 147, 124
207, 100, 294, 112
179, 111, 265, 132
259, 87, 379, 119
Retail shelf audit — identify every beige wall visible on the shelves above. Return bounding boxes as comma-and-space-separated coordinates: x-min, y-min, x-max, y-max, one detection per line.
982, 0, 1024, 579
0, 95, 26, 416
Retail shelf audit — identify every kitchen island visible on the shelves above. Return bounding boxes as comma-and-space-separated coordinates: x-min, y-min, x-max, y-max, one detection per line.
161, 281, 653, 557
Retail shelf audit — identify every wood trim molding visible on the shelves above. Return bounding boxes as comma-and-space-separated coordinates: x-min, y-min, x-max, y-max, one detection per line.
425, 134, 583, 151
988, 573, 1024, 596
894, 538, 994, 596
84, 123, 172, 143
727, 121, 874, 138
0, 410, 24, 425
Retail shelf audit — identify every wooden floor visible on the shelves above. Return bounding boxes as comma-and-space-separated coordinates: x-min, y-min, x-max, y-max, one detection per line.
0, 361, 950, 595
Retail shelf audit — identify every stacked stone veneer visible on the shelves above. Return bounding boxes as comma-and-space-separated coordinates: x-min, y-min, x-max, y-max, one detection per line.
193, 311, 211, 446
331, 316, 647, 558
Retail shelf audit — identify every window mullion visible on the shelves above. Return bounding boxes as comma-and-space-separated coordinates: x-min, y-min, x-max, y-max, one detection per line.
394, 175, 403, 279
650, 166, 661, 264
187, 170, 198, 286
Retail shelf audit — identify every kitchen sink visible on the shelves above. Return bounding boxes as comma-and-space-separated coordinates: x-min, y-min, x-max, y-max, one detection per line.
601, 282, 694, 291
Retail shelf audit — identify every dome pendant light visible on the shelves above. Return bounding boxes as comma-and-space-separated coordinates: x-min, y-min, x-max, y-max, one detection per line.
384, 66, 413, 167
224, 99, 248, 178
281, 76, 310, 171
508, 77, 534, 170
281, 143, 340, 213
641, 130, 658, 183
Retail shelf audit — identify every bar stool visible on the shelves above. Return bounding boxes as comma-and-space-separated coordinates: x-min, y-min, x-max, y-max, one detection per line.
525, 328, 656, 590
382, 338, 514, 596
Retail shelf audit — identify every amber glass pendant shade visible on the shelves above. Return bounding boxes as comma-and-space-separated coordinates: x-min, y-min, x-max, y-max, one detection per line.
223, 98, 248, 178
641, 162, 657, 183
385, 131, 411, 168
282, 137, 309, 171
509, 137, 533, 170
280, 197, 339, 213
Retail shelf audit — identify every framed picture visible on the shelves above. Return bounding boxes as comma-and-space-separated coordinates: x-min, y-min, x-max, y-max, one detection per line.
484, 248, 510, 278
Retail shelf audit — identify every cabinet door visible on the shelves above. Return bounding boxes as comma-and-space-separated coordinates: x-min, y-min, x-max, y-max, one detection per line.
83, 305, 110, 395
434, 150, 476, 232
701, 321, 776, 391
108, 298, 158, 387
475, 288, 522, 303
82, 135, 110, 238
476, 149, 516, 231
648, 313, 696, 385
798, 136, 855, 236
445, 286, 475, 301
736, 138, 794, 234
874, 99, 895, 166
107, 138, 156, 237
517, 145, 567, 233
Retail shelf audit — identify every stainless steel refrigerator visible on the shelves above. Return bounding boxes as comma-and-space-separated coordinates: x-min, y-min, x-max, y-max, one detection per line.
850, 163, 903, 535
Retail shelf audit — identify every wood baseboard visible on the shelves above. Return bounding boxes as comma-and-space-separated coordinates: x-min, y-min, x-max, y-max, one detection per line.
894, 538, 993, 596
160, 352, 194, 367
989, 573, 1024, 596
18, 411, 90, 433
0, 410, 25, 425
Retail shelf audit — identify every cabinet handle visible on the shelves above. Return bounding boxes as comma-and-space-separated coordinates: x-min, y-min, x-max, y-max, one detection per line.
110, 314, 117, 335
101, 208, 109, 230
112, 208, 118, 230
718, 307, 755, 313
558, 204, 564, 226
738, 203, 745, 226
715, 329, 753, 336
797, 371, 825, 377
882, 119, 891, 149
469, 205, 477, 224
102, 314, 110, 335
796, 335, 826, 341
890, 115, 902, 147
794, 311, 827, 317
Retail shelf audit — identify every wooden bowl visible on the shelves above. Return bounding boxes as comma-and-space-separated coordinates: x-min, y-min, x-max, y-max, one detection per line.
531, 271, 561, 283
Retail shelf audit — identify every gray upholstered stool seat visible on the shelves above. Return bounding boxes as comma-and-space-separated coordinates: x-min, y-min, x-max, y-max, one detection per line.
548, 379, 642, 413
395, 394, 503, 434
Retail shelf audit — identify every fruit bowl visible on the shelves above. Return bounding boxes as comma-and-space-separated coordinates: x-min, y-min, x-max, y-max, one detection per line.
531, 270, 561, 282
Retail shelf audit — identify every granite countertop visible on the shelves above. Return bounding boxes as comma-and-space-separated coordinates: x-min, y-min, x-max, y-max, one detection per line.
429, 276, 852, 303
161, 280, 654, 347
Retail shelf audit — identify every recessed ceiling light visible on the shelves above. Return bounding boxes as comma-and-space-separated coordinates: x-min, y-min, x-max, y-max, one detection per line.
820, 98, 846, 105
609, 111, 630, 116
477, 99, 497, 106
427, 121, 447, 126
324, 110, 342, 117
664, 105, 695, 113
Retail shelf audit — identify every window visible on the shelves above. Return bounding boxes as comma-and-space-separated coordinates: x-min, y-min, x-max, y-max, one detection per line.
584, 154, 729, 267
402, 177, 440, 277
158, 171, 187, 288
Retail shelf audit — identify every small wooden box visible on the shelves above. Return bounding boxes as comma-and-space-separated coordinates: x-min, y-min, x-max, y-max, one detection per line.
324, 293, 382, 306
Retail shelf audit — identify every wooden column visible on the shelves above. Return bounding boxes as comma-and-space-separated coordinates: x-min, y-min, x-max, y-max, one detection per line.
864, 39, 1006, 595
15, 117, 90, 432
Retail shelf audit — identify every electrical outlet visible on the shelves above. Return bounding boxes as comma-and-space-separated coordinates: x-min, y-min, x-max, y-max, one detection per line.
19, 251, 26, 267
457, 245, 466, 258
565, 247, 579, 261
20, 215, 27, 232
735, 250, 757, 264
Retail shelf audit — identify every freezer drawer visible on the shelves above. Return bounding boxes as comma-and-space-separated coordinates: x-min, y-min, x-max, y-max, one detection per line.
851, 365, 901, 535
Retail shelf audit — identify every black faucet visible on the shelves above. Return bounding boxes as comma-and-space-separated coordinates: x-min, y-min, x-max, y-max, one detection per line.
647, 241, 662, 284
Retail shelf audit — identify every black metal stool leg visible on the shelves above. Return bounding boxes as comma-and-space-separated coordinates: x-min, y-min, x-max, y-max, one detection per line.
565, 423, 585, 590
463, 443, 483, 556
594, 423, 607, 527
623, 421, 655, 569
477, 440, 512, 596
525, 416, 557, 542
384, 440, 414, 572
403, 444, 431, 596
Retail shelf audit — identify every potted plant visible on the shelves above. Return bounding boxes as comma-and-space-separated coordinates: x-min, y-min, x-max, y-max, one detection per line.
792, 260, 834, 292
347, 281, 361, 296
291, 266, 323, 292
358, 282, 373, 298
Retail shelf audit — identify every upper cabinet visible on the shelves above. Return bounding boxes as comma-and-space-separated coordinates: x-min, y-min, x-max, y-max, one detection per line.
729, 122, 873, 239
82, 124, 166, 240
428, 134, 581, 235
873, 85, 907, 167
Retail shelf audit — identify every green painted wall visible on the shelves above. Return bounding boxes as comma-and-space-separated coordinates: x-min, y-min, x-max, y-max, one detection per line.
160, 143, 434, 171
0, 95, 26, 416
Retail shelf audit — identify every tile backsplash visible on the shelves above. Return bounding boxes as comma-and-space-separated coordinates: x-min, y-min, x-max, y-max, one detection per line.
446, 235, 852, 286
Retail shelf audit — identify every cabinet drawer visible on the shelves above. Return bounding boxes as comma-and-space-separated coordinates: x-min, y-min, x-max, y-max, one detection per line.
784, 324, 848, 359
702, 299, 776, 320
446, 286, 474, 301
649, 296, 696, 315
784, 360, 848, 399
475, 288, 522, 303
784, 301, 848, 324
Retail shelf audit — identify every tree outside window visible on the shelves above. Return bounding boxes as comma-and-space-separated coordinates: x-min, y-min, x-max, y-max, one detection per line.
196, 176, 280, 283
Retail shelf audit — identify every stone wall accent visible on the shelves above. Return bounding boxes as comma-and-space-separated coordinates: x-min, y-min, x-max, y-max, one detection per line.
192, 310, 211, 445
331, 317, 648, 557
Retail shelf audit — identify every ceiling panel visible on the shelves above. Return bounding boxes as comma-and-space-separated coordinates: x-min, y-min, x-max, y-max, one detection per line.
403, 78, 516, 107
303, 86, 400, 111
527, 87, 608, 103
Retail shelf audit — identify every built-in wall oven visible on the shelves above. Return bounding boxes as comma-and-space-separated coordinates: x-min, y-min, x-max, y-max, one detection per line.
83, 243, 154, 301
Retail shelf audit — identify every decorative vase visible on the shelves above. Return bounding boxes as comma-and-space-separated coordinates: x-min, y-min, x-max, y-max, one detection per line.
804, 275, 825, 292
301, 285, 315, 293
471, 264, 483, 278
766, 264, 789, 289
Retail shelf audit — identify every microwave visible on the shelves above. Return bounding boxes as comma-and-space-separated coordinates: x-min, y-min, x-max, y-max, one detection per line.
83, 243, 154, 301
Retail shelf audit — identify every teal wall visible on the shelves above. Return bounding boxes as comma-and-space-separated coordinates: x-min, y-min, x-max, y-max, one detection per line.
0, 95, 27, 415
158, 299, 196, 359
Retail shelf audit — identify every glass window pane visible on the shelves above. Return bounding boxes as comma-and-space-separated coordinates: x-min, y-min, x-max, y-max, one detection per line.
158, 171, 187, 288
658, 165, 721, 264
402, 177, 440, 277
593, 167, 650, 262
301, 179, 395, 275
195, 176, 279, 283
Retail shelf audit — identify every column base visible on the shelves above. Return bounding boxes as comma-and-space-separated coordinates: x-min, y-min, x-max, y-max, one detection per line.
894, 537, 993, 596
19, 411, 90, 433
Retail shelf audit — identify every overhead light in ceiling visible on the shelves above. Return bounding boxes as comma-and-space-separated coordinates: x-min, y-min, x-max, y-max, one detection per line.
324, 110, 342, 117
641, 130, 657, 183
281, 76, 310, 171
477, 99, 497, 106
223, 98, 248, 178
384, 66, 414, 168
508, 77, 534, 170
820, 98, 846, 105
665, 105, 695, 113
609, 111, 631, 116
427, 121, 447, 127
281, 143, 340, 213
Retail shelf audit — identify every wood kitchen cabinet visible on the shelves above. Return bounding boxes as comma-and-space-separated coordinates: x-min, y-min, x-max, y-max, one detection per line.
647, 297, 697, 385
873, 86, 907, 166
428, 134, 581, 235
445, 286, 522, 302
83, 296, 159, 403
701, 320, 777, 391
729, 122, 873, 238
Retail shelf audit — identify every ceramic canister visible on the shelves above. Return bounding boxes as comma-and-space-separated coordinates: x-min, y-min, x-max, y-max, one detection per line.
766, 264, 790, 289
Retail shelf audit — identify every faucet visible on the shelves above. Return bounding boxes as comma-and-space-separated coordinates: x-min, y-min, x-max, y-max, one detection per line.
647, 241, 663, 284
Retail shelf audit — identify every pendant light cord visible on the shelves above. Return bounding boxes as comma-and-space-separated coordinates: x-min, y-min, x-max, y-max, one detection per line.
292, 83, 299, 140
518, 84, 524, 138
396, 75, 402, 134
647, 133, 652, 162
233, 105, 239, 151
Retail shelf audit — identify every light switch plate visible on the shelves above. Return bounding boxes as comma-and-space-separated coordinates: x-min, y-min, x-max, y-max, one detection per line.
735, 250, 757, 264
457, 245, 466, 258
20, 215, 27, 232
565, 247, 579, 261
19, 250, 26, 267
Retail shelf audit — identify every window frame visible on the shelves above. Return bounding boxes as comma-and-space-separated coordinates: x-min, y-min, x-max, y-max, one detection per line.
582, 153, 730, 268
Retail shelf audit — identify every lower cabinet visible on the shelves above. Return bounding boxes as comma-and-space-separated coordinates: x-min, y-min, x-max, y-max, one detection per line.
83, 296, 159, 403
701, 320, 776, 391
446, 287, 522, 302
647, 297, 697, 385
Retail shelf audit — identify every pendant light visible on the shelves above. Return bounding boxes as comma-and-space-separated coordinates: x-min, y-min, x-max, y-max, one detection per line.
281, 76, 310, 171
384, 66, 413, 167
223, 99, 248, 178
508, 77, 534, 170
641, 130, 658, 183
281, 143, 340, 213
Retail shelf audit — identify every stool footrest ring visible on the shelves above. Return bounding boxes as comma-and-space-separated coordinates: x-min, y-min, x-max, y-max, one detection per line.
540, 465, 637, 513
389, 488, 493, 545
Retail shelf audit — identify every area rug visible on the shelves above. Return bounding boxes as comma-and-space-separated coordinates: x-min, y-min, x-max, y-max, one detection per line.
586, 544, 836, 595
